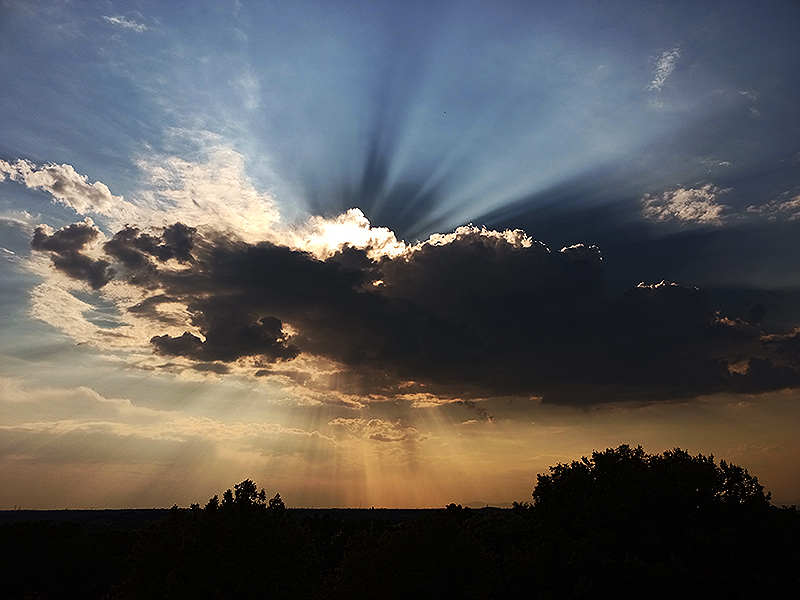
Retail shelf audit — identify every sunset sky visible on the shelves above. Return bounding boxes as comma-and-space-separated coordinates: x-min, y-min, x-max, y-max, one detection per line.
2, 0, 799, 509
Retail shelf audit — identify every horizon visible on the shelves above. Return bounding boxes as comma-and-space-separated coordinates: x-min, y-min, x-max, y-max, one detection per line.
2, 0, 800, 510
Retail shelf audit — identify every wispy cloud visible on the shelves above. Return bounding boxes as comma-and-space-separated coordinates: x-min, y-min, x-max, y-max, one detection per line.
648, 47, 680, 91
0, 377, 332, 446
328, 418, 422, 443
747, 193, 800, 221
134, 144, 280, 242
102, 15, 147, 33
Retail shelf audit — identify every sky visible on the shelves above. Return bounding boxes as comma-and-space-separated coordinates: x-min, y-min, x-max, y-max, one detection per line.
1, 0, 799, 509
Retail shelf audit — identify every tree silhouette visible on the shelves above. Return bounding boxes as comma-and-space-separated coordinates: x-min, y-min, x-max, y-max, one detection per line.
508, 445, 797, 599
117, 480, 315, 599
3, 457, 797, 599
269, 492, 286, 512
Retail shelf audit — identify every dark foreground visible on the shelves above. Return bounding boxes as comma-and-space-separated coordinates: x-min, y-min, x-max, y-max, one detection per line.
0, 507, 432, 529
2, 446, 799, 599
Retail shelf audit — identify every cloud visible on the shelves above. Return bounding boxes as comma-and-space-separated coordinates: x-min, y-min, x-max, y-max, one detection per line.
293, 208, 407, 260
25, 211, 800, 405
648, 47, 680, 91
134, 145, 280, 242
151, 315, 300, 363
2, 149, 278, 242
644, 185, 800, 227
0, 377, 169, 422
7, 153, 797, 406
133, 416, 334, 445
328, 417, 421, 443
747, 193, 800, 221
235, 67, 261, 111
642, 184, 728, 225
730, 356, 800, 394
0, 415, 330, 445
102, 15, 147, 33
0, 159, 135, 217
456, 399, 494, 422
30, 220, 115, 289
102, 222, 196, 286
0, 377, 334, 465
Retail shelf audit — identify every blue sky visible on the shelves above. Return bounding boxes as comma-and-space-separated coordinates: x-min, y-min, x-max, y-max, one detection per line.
1, 0, 799, 508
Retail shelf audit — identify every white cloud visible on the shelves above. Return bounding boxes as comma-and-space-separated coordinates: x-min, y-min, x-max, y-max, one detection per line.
648, 47, 680, 91
27, 277, 160, 352
0, 159, 136, 219
293, 214, 552, 262
293, 208, 407, 260
102, 15, 147, 33
642, 184, 728, 225
0, 145, 281, 244
423, 224, 540, 251
134, 145, 280, 243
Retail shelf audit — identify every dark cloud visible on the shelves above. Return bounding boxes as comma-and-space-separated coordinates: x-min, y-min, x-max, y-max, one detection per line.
127, 294, 184, 325
151, 316, 299, 363
254, 369, 312, 385
151, 331, 204, 359
748, 303, 768, 325
103, 222, 195, 286
456, 400, 494, 422
765, 331, 800, 368
31, 222, 114, 289
190, 362, 230, 375
32, 222, 800, 404
732, 357, 800, 394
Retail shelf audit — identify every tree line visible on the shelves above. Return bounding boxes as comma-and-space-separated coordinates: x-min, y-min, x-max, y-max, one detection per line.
2, 445, 798, 599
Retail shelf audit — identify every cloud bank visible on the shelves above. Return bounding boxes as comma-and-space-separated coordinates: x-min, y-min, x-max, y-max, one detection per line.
6, 157, 799, 406
28, 210, 800, 405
